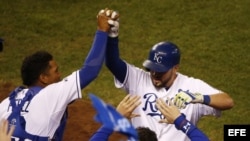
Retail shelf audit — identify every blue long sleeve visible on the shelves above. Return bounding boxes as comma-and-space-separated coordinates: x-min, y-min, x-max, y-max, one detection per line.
79, 31, 108, 89
105, 37, 127, 83
89, 126, 113, 141
174, 114, 210, 141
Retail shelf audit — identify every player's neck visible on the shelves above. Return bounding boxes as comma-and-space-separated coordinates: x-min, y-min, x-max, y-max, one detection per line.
165, 73, 178, 89
29, 81, 46, 89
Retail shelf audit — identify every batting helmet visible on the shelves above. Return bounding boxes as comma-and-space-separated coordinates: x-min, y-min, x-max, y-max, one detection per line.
142, 41, 181, 72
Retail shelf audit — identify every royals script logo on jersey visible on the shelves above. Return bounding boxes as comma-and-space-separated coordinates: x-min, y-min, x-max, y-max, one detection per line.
142, 93, 165, 119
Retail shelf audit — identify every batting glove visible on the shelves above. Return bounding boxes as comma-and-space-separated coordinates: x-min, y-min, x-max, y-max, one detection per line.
104, 9, 119, 38
173, 90, 210, 109
108, 19, 119, 38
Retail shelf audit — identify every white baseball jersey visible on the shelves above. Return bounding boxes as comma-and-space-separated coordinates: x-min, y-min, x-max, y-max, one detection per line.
114, 63, 221, 141
0, 71, 82, 141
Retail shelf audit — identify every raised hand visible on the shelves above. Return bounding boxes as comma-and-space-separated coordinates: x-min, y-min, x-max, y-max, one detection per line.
116, 94, 141, 119
107, 11, 119, 38
156, 98, 181, 124
97, 8, 119, 36
97, 8, 114, 32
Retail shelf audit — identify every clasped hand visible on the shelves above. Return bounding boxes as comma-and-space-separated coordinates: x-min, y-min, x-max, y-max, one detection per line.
97, 8, 119, 37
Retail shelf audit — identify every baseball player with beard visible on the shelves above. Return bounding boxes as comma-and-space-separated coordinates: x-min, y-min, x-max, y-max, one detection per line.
105, 13, 234, 141
0, 8, 118, 141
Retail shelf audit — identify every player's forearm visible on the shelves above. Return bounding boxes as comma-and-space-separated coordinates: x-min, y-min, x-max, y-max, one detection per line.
187, 128, 210, 141
89, 126, 113, 141
79, 30, 108, 88
208, 93, 234, 110
174, 114, 210, 141
105, 37, 127, 83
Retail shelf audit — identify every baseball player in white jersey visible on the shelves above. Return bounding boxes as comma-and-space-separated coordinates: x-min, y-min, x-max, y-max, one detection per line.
0, 8, 119, 141
105, 13, 234, 141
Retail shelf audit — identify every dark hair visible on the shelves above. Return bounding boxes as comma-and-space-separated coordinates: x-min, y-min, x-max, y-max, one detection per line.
21, 50, 53, 86
136, 127, 158, 141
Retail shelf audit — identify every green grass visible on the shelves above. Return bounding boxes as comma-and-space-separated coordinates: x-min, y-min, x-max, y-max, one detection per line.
1, 0, 249, 140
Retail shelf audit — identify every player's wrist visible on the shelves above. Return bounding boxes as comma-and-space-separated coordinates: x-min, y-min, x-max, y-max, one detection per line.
174, 113, 186, 130
174, 113, 195, 134
203, 95, 210, 105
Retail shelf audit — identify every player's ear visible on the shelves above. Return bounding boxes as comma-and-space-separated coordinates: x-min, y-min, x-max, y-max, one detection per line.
39, 73, 49, 86
173, 64, 179, 72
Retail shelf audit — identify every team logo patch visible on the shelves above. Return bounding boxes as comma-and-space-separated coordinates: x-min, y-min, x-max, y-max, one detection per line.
153, 52, 166, 64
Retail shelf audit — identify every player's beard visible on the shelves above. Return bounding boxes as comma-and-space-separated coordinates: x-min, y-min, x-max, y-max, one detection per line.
150, 67, 177, 89
151, 77, 170, 88
151, 73, 173, 88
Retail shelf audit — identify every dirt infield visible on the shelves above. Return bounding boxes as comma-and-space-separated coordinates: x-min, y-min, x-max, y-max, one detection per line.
0, 82, 123, 141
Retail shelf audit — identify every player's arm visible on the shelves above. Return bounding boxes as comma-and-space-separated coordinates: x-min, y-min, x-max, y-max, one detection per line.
105, 14, 127, 84
156, 98, 210, 141
174, 114, 210, 141
89, 126, 113, 141
174, 91, 234, 110
79, 9, 117, 88
208, 92, 234, 110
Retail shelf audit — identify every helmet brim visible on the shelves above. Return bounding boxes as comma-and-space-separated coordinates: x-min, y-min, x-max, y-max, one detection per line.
142, 60, 171, 72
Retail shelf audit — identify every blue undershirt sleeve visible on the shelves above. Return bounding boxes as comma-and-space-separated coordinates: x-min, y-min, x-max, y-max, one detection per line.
105, 37, 127, 83
174, 114, 210, 141
89, 126, 113, 141
79, 30, 108, 89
